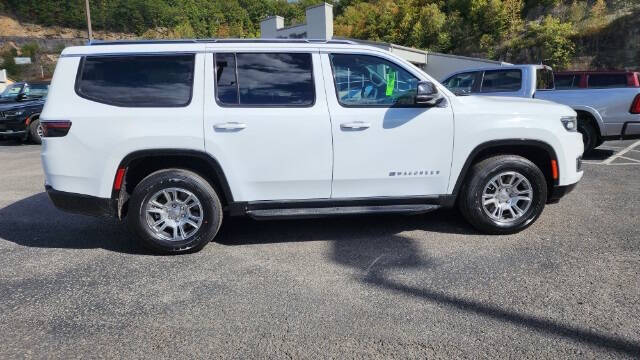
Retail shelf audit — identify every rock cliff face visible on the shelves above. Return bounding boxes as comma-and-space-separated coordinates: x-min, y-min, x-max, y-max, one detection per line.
0, 14, 134, 40
0, 15, 135, 81
575, 9, 640, 71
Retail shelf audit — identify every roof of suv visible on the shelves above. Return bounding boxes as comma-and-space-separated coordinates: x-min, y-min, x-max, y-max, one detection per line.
61, 38, 386, 57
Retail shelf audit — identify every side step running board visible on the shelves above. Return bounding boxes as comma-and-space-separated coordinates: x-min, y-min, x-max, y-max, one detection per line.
246, 204, 440, 220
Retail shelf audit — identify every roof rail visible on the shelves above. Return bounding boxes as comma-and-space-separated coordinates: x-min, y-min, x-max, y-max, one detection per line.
88, 38, 360, 46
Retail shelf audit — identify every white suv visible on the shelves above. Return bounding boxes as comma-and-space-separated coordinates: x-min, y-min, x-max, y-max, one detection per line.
41, 39, 584, 254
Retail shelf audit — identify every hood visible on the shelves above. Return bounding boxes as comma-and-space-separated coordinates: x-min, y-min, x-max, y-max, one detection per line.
0, 98, 45, 112
455, 95, 576, 117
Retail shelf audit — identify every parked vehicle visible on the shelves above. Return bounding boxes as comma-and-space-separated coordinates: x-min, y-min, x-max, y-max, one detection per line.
0, 82, 50, 103
555, 71, 640, 89
41, 40, 583, 254
441, 65, 640, 152
0, 96, 46, 143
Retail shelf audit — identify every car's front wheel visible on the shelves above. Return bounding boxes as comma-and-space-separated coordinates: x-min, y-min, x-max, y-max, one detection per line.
458, 155, 547, 234
127, 169, 223, 254
29, 119, 43, 144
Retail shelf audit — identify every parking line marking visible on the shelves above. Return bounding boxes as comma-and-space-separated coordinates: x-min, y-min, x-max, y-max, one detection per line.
617, 156, 640, 163
603, 140, 640, 165
604, 163, 640, 166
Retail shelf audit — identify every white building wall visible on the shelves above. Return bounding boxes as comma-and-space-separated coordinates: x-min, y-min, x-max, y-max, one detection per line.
260, 2, 511, 81
425, 53, 510, 81
260, 3, 333, 40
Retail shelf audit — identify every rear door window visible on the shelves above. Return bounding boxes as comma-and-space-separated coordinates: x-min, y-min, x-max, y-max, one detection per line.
215, 52, 315, 106
480, 70, 522, 93
554, 75, 576, 89
536, 68, 555, 90
442, 72, 478, 94
76, 54, 195, 107
588, 74, 628, 88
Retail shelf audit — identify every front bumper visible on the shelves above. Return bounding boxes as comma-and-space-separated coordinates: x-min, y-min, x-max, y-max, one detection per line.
0, 117, 28, 136
46, 185, 116, 218
0, 130, 27, 137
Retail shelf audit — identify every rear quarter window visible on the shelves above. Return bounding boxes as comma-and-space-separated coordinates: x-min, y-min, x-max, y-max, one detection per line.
75, 54, 195, 107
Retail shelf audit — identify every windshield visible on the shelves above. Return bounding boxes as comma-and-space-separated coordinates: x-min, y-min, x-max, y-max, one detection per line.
0, 84, 23, 98
24, 84, 49, 98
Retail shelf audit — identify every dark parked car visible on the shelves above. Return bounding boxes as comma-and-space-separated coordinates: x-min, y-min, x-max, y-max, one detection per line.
0, 97, 46, 144
0, 81, 50, 103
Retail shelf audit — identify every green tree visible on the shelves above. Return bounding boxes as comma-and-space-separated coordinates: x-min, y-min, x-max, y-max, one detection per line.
526, 16, 576, 69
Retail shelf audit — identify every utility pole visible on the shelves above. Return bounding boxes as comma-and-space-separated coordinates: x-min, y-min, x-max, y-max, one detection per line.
85, 0, 93, 41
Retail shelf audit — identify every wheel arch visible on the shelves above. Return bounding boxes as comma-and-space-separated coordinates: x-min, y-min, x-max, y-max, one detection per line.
113, 149, 234, 219
25, 112, 40, 127
572, 106, 604, 137
450, 139, 558, 204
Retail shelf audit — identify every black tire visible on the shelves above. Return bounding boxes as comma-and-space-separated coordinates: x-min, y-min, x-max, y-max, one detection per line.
127, 169, 223, 254
458, 155, 547, 235
578, 120, 598, 153
594, 138, 605, 149
28, 119, 42, 145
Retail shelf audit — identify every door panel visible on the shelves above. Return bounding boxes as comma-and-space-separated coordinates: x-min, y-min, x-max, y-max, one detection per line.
203, 51, 333, 202
322, 52, 454, 198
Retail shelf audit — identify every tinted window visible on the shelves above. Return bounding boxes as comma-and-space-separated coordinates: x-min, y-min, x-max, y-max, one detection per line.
0, 84, 23, 98
443, 72, 477, 94
215, 53, 314, 106
76, 54, 195, 107
536, 68, 554, 90
330, 54, 419, 106
215, 53, 238, 104
24, 84, 49, 97
555, 75, 576, 89
588, 74, 628, 88
481, 70, 522, 93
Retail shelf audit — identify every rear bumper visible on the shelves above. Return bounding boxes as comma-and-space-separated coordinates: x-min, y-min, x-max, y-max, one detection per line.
46, 185, 115, 218
547, 183, 578, 204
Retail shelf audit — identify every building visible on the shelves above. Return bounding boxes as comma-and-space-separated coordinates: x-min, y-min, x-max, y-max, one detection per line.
0, 69, 14, 92
259, 2, 510, 80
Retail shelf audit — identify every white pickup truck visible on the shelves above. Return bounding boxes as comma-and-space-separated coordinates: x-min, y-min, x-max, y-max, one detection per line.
441, 65, 640, 152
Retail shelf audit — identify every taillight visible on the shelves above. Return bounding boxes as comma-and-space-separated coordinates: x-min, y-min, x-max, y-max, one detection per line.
41, 120, 72, 137
631, 95, 640, 114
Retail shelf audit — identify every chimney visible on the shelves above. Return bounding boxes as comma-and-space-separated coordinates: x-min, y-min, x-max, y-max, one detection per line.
305, 3, 333, 40
260, 16, 284, 38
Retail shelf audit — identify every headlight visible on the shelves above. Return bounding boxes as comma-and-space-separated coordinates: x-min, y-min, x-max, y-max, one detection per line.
5, 110, 25, 117
561, 116, 577, 132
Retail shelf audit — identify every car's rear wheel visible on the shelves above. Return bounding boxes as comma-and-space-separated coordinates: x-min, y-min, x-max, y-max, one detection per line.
458, 155, 547, 234
29, 119, 43, 144
127, 169, 222, 254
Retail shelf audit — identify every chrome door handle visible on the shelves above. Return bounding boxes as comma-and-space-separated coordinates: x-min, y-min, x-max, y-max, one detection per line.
213, 122, 247, 131
340, 121, 371, 130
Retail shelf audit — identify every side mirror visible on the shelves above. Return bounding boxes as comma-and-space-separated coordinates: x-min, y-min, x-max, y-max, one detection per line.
415, 81, 441, 106
16, 93, 27, 101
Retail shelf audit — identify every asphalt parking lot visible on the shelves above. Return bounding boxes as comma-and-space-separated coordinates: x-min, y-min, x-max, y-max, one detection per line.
0, 139, 639, 359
